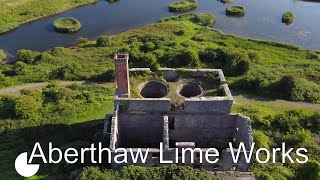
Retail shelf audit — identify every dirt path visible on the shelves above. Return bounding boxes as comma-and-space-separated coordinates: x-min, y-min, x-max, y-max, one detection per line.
232, 91, 320, 111
0, 81, 113, 95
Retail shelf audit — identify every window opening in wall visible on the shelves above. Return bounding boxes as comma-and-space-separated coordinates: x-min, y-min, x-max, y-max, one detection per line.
169, 117, 175, 130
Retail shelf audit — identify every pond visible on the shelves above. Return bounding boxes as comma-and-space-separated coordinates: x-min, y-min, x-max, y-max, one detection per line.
0, 0, 320, 61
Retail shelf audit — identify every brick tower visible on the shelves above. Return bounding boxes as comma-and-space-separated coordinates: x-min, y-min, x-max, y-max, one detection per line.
114, 53, 130, 97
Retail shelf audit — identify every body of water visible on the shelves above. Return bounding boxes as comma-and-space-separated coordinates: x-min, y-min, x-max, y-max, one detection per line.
1, 0, 320, 60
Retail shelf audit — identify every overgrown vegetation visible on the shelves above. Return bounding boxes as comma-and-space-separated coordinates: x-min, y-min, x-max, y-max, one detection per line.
53, 17, 81, 33
0, 0, 97, 34
226, 6, 246, 16
77, 165, 211, 180
282, 11, 295, 24
168, 0, 198, 13
0, 14, 319, 103
0, 83, 115, 178
160, 13, 216, 27
232, 98, 320, 180
0, 49, 6, 63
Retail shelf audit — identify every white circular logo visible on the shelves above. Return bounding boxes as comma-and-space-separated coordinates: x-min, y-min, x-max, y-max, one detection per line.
15, 152, 40, 177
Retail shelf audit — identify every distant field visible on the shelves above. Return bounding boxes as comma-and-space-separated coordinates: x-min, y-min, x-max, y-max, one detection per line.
0, 0, 97, 33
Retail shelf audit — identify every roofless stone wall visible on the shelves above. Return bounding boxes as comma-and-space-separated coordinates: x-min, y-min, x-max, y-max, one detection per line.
106, 66, 253, 172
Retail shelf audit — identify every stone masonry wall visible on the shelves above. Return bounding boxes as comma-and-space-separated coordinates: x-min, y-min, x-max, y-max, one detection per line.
171, 114, 238, 149
114, 98, 171, 112
234, 114, 253, 149
184, 98, 233, 114
118, 113, 164, 148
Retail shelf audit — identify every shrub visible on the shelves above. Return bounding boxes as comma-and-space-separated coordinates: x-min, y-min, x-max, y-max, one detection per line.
179, 48, 200, 66
141, 42, 155, 52
153, 49, 165, 59
300, 112, 320, 133
140, 53, 160, 70
297, 160, 320, 180
226, 6, 246, 16
282, 11, 295, 24
14, 95, 40, 120
52, 64, 82, 80
53, 17, 81, 33
199, 47, 220, 62
0, 49, 6, 62
194, 14, 216, 27
14, 61, 28, 75
284, 76, 320, 103
0, 96, 16, 119
253, 130, 270, 149
77, 37, 90, 45
17, 49, 41, 64
223, 50, 250, 76
168, 0, 198, 13
291, 129, 312, 144
271, 110, 301, 133
96, 36, 112, 47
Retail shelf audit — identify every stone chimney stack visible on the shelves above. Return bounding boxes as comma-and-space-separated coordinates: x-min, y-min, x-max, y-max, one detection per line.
114, 53, 130, 97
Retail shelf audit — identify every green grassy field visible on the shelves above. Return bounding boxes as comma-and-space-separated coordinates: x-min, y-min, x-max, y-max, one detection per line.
0, 0, 97, 33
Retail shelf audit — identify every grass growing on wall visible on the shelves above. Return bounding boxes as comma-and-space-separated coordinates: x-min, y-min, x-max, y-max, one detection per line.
0, 0, 97, 33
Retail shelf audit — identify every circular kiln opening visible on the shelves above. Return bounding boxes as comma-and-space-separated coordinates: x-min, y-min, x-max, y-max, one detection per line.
140, 81, 168, 98
178, 83, 202, 98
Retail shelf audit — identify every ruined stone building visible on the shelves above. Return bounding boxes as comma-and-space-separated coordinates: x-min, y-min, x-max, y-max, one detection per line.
104, 53, 253, 171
